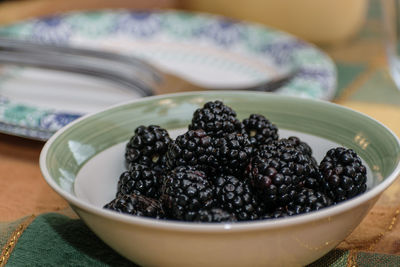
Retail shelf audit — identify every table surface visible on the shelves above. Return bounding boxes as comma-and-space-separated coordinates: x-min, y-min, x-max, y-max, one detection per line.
1, 1, 400, 266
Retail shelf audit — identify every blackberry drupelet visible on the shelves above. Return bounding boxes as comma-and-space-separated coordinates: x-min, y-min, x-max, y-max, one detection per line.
319, 147, 367, 203
247, 139, 320, 208
161, 166, 215, 221
104, 194, 164, 219
189, 100, 245, 137
166, 129, 219, 174
214, 132, 253, 175
242, 114, 278, 148
214, 175, 264, 221
117, 164, 164, 199
194, 208, 237, 222
125, 125, 172, 172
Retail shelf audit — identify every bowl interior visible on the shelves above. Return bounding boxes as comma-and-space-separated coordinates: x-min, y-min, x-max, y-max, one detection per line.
42, 92, 400, 214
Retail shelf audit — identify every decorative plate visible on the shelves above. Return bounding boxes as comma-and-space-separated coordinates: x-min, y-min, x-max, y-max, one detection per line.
0, 9, 337, 141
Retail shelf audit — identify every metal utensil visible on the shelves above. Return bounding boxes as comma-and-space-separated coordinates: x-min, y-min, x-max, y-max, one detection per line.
0, 37, 296, 95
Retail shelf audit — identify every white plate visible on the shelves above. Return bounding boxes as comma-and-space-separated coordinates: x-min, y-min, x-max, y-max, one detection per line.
0, 10, 337, 140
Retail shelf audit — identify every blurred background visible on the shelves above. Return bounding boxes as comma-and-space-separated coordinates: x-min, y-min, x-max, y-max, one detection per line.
0, 0, 382, 77
0, 0, 381, 75
0, 0, 391, 132
0, 0, 369, 45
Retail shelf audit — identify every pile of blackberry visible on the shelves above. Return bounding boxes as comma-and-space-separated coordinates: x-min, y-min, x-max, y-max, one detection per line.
104, 100, 368, 222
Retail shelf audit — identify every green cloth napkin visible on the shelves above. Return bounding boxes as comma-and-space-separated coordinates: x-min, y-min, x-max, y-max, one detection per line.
6, 213, 137, 267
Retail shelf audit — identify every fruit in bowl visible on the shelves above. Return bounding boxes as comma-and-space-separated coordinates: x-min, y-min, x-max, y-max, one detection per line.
103, 100, 368, 223
40, 92, 400, 267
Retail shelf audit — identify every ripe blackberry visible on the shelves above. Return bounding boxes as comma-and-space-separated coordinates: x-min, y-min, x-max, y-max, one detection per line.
259, 137, 316, 165
214, 175, 264, 221
189, 100, 245, 137
125, 125, 172, 172
319, 147, 367, 203
214, 132, 253, 175
104, 194, 164, 219
285, 136, 313, 157
286, 137, 320, 188
259, 138, 321, 188
286, 188, 333, 215
117, 164, 163, 199
166, 129, 219, 174
263, 189, 332, 219
262, 207, 288, 219
242, 114, 278, 148
247, 139, 320, 207
161, 166, 215, 221
194, 208, 237, 222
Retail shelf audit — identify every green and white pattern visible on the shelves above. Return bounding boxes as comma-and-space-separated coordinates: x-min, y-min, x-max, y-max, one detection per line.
0, 10, 337, 140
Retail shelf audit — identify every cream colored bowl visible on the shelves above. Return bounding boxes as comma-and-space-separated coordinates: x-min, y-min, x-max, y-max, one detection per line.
181, 0, 367, 44
40, 92, 400, 266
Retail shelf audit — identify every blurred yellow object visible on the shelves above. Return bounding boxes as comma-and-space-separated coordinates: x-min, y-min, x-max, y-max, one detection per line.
181, 0, 368, 45
0, 0, 177, 25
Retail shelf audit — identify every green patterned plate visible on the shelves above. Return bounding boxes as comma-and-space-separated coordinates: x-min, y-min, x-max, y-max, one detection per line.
0, 10, 336, 141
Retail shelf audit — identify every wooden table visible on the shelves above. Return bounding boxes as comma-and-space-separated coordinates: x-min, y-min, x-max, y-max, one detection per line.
0, 133, 68, 221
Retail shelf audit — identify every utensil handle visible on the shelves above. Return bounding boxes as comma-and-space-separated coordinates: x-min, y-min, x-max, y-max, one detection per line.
0, 49, 154, 96
0, 37, 162, 83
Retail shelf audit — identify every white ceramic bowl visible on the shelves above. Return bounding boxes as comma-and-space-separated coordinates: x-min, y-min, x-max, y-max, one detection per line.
40, 92, 400, 267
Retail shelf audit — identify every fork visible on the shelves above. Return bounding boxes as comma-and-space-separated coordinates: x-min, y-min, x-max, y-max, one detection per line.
0, 37, 296, 95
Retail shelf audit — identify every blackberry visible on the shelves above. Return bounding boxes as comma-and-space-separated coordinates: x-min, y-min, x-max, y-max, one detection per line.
194, 208, 237, 222
117, 164, 163, 199
189, 100, 245, 137
161, 166, 215, 221
319, 147, 367, 203
259, 137, 316, 164
125, 125, 172, 172
214, 175, 264, 221
285, 137, 320, 188
262, 207, 288, 219
263, 189, 332, 219
243, 114, 278, 148
214, 132, 253, 175
166, 129, 219, 174
104, 194, 164, 219
286, 136, 313, 157
247, 139, 320, 208
286, 188, 333, 215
